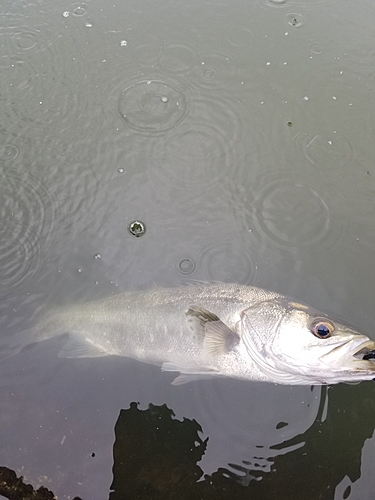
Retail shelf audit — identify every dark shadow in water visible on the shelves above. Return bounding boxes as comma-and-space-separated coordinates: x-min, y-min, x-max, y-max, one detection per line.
2, 382, 375, 499
109, 383, 375, 500
0, 466, 82, 500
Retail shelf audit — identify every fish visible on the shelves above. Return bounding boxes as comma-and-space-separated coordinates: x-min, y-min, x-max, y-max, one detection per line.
20, 283, 375, 385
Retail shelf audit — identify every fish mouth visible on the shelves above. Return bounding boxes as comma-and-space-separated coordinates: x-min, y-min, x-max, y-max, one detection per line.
320, 339, 375, 371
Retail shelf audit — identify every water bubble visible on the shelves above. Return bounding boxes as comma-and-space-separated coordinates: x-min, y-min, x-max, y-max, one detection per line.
285, 13, 305, 28
175, 257, 197, 276
128, 220, 146, 237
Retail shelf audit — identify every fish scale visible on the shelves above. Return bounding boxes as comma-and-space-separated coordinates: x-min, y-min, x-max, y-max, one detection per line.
14, 283, 375, 385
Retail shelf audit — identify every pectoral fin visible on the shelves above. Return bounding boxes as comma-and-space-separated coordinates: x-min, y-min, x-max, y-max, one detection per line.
186, 306, 239, 356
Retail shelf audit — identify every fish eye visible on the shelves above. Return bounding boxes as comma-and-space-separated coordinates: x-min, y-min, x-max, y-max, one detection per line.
311, 319, 335, 339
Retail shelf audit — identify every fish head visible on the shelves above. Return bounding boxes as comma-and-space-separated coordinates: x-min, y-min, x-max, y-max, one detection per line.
240, 298, 375, 385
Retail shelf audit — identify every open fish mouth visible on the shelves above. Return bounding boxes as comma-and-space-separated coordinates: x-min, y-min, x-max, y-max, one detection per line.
350, 340, 375, 370
320, 339, 375, 370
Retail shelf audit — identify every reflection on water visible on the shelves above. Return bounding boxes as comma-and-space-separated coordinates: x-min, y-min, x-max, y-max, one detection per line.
2, 0, 375, 497
4, 382, 373, 499
109, 384, 375, 499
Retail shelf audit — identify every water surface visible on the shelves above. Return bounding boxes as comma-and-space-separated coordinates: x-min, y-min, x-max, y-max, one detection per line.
1, 0, 375, 498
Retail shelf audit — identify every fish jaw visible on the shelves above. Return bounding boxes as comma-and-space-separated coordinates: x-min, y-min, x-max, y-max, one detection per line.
272, 336, 375, 385
319, 338, 375, 374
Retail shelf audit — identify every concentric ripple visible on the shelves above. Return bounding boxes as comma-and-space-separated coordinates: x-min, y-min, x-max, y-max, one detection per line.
0, 14, 98, 164
146, 95, 245, 191
226, 25, 254, 48
0, 15, 61, 56
117, 80, 188, 133
0, 168, 57, 290
193, 50, 240, 90
252, 173, 331, 249
175, 257, 197, 277
196, 234, 257, 284
159, 42, 197, 75
131, 41, 160, 68
261, 0, 335, 7
0, 142, 21, 162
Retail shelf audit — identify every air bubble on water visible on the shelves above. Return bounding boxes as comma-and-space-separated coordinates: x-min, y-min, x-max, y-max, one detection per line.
120, 40, 128, 47
128, 220, 146, 237
161, 96, 168, 103
94, 253, 102, 259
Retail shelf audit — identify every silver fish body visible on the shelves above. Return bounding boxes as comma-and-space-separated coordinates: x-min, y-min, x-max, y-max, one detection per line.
34, 283, 375, 385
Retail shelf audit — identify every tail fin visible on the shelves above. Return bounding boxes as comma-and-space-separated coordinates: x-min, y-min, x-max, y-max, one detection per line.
0, 326, 38, 360
0, 310, 67, 360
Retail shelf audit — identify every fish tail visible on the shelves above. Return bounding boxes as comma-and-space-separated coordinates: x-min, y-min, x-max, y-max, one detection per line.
35, 311, 68, 342
0, 311, 66, 360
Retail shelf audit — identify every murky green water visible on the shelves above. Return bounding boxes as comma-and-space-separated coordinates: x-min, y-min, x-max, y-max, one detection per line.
1, 0, 375, 498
